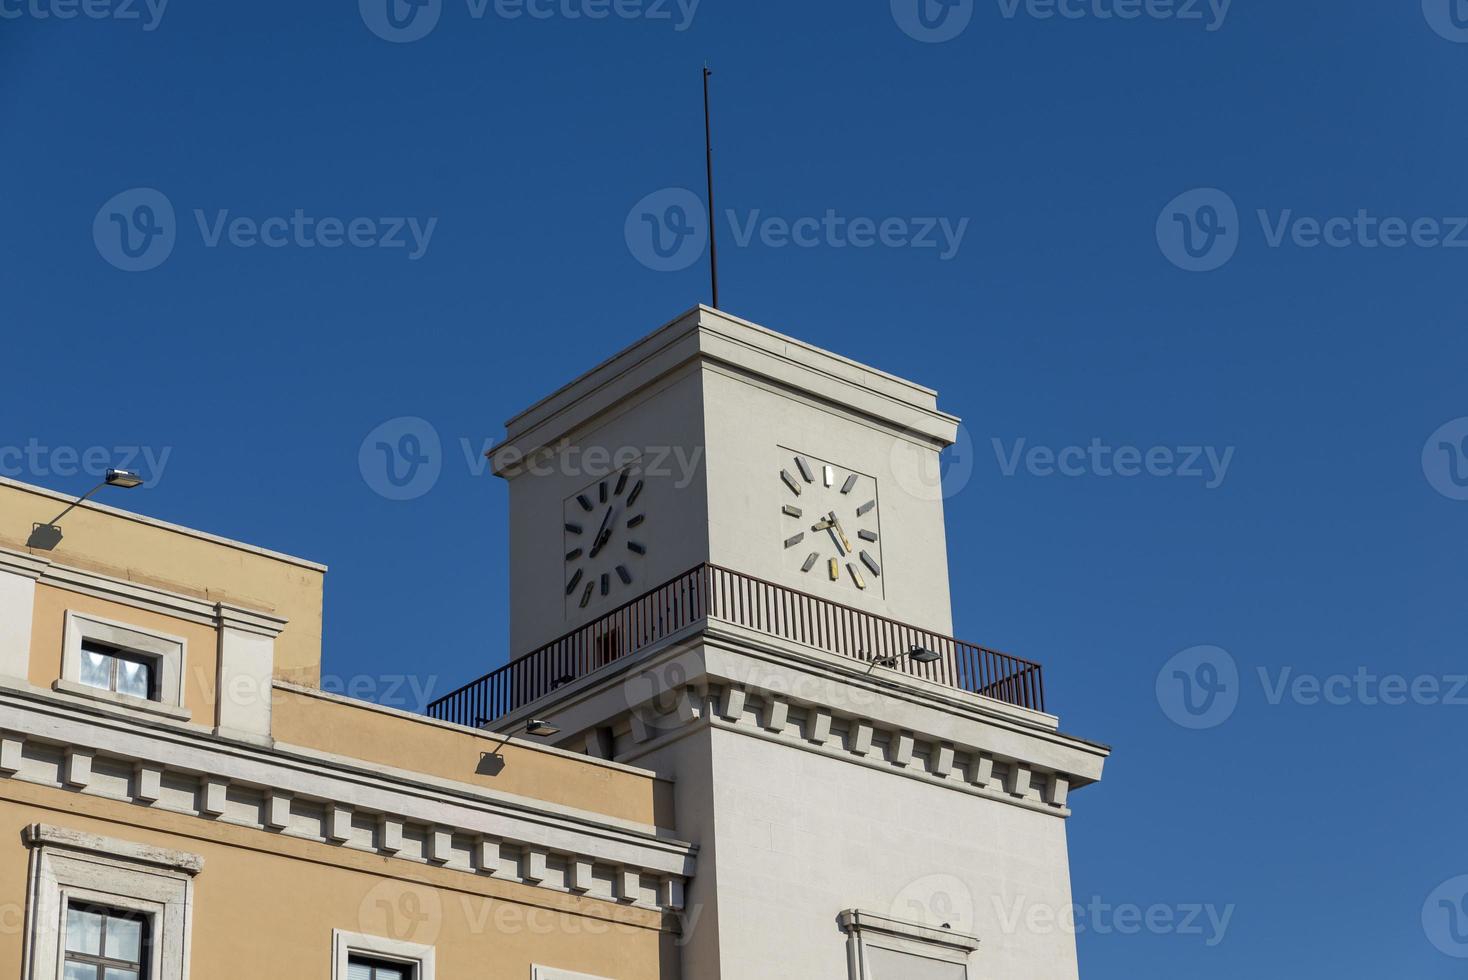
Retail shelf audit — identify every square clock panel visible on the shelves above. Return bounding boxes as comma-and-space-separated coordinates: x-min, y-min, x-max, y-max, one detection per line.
776, 447, 884, 598
563, 462, 649, 614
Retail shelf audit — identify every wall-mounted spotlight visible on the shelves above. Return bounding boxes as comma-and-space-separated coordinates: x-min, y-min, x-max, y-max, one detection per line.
525, 719, 561, 738
866, 644, 943, 674
26, 469, 146, 550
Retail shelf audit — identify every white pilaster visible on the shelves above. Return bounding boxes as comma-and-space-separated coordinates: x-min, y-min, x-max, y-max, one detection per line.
213, 603, 286, 747
0, 549, 48, 684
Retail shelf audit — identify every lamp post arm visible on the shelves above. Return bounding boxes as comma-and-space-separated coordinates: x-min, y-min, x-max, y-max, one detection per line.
42, 480, 108, 527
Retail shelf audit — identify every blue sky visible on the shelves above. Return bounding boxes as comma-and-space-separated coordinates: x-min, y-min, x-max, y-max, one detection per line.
4, 0, 1467, 975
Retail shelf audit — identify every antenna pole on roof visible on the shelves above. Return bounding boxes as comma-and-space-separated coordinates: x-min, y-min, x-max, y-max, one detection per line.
703, 63, 720, 310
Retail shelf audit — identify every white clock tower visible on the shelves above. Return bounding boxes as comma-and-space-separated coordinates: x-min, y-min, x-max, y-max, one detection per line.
445, 306, 1109, 979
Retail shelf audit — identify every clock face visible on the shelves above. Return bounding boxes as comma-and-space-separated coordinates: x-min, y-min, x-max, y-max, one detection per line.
777, 450, 883, 595
563, 464, 649, 612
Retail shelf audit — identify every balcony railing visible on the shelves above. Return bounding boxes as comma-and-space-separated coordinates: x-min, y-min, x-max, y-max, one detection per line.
425, 563, 1046, 728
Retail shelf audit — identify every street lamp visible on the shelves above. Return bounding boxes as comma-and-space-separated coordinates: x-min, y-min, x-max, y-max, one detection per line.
26, 469, 145, 550
865, 645, 943, 675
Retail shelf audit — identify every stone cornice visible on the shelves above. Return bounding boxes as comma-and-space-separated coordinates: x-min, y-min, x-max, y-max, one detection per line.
489, 306, 961, 475
0, 548, 50, 579
0, 545, 288, 637
0, 685, 694, 913
493, 620, 1107, 787
23, 823, 204, 875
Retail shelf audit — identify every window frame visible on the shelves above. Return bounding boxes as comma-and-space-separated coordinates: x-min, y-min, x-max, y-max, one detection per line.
332, 930, 435, 980
838, 909, 980, 980
58, 611, 189, 720
21, 824, 201, 980
62, 901, 152, 979
78, 639, 160, 701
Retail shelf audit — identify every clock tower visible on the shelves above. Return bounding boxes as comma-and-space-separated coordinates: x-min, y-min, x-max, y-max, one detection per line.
465, 306, 1108, 980
492, 305, 960, 655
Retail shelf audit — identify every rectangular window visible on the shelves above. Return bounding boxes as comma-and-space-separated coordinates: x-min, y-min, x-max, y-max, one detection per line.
77, 641, 158, 701
22, 825, 200, 980
59, 611, 188, 719
332, 930, 435, 980
348, 956, 415, 980
63, 903, 150, 980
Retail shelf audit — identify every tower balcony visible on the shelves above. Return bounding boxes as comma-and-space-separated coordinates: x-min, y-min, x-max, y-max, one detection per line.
426, 563, 1045, 729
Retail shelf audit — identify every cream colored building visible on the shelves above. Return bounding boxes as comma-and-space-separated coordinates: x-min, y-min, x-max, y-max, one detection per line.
0, 307, 1107, 980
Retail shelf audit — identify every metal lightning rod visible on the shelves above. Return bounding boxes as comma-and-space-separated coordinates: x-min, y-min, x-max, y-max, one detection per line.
703, 64, 720, 310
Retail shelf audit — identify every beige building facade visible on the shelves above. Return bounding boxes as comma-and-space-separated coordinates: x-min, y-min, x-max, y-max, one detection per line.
1, 307, 1108, 979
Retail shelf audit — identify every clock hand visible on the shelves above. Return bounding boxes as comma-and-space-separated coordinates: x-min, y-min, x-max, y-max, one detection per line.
830, 512, 853, 553
588, 506, 616, 558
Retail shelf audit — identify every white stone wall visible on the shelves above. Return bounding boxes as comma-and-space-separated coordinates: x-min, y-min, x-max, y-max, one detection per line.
505, 369, 711, 655
701, 728, 1078, 980
701, 366, 955, 635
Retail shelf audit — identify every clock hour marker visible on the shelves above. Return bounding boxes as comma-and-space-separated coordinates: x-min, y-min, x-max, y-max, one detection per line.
565, 522, 583, 535
565, 548, 583, 562
600, 573, 609, 597
858, 529, 878, 542
828, 558, 840, 581
795, 456, 815, 483
784, 532, 805, 549
848, 563, 867, 590
599, 481, 608, 504
823, 465, 834, 487
780, 470, 802, 496
627, 542, 646, 555
627, 514, 645, 528
615, 471, 629, 495
579, 582, 595, 608
857, 500, 876, 517
783, 505, 803, 519
860, 551, 881, 576
577, 494, 594, 512
565, 569, 583, 595
627, 479, 645, 506
841, 474, 858, 494
616, 565, 632, 585
802, 552, 819, 572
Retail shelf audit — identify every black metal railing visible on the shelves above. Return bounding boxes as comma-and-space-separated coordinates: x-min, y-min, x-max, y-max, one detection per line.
425, 563, 1046, 727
